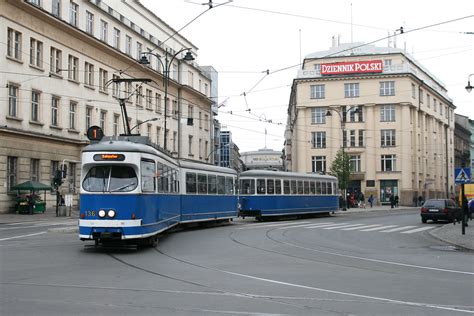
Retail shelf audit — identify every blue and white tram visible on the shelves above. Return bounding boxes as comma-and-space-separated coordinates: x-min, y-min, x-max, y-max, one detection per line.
79, 136, 181, 245
179, 160, 238, 223
238, 170, 339, 219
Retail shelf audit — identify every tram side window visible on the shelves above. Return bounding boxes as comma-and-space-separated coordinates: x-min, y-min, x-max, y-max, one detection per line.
327, 182, 333, 195
225, 177, 233, 194
304, 181, 310, 194
275, 179, 282, 194
172, 169, 179, 193
267, 179, 275, 194
141, 160, 156, 192
316, 181, 322, 194
310, 181, 316, 194
283, 180, 290, 194
290, 180, 297, 194
321, 181, 327, 194
217, 176, 225, 194
198, 174, 207, 194
157, 163, 170, 193
297, 181, 303, 194
257, 179, 266, 194
208, 175, 217, 194
186, 172, 197, 194
241, 179, 255, 194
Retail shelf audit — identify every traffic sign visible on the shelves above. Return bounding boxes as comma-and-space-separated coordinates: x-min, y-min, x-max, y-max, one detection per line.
455, 168, 471, 184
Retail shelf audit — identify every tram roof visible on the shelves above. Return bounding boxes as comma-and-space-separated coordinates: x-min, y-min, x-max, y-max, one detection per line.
240, 169, 337, 181
179, 159, 237, 175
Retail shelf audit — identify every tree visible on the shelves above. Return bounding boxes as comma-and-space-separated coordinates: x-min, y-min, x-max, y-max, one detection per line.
329, 149, 351, 192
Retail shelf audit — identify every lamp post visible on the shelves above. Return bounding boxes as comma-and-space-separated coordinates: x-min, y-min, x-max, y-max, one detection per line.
326, 106, 360, 210
466, 73, 474, 93
129, 117, 159, 134
139, 48, 194, 151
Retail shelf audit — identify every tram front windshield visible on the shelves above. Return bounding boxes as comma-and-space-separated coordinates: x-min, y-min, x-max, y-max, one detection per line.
82, 165, 138, 192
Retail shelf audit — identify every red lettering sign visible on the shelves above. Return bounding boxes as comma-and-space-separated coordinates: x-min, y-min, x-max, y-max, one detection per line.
321, 60, 383, 75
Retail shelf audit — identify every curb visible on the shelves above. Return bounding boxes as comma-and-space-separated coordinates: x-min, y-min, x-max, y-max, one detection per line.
428, 224, 474, 251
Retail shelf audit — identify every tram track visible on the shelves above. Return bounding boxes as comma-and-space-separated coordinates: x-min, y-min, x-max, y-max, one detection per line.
103, 246, 315, 312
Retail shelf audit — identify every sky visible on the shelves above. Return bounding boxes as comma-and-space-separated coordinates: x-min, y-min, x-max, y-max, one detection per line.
140, 0, 474, 152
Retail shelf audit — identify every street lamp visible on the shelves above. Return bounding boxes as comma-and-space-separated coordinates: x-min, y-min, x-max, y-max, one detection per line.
129, 117, 159, 134
326, 106, 360, 210
466, 74, 474, 93
139, 48, 195, 151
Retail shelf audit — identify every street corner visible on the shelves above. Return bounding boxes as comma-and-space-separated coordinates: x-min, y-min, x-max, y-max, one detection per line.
428, 222, 474, 251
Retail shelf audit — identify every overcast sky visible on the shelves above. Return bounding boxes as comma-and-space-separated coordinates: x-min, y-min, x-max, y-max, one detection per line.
140, 0, 474, 152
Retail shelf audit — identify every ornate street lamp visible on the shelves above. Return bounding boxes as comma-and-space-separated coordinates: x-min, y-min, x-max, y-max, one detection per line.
466, 74, 473, 93
139, 48, 195, 151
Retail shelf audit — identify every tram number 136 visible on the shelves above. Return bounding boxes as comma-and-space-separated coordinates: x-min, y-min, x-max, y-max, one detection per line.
85, 210, 96, 217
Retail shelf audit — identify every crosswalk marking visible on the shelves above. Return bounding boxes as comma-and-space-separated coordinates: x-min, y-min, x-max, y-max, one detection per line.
341, 224, 380, 231
322, 223, 366, 230
360, 225, 398, 232
237, 221, 311, 230
277, 222, 334, 230
401, 226, 434, 234
304, 223, 347, 229
380, 226, 416, 233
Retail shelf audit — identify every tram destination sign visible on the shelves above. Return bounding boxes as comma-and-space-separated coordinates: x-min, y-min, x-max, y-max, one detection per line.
321, 60, 383, 75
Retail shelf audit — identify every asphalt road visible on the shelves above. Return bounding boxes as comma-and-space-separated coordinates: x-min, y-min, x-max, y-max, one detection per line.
1, 209, 473, 315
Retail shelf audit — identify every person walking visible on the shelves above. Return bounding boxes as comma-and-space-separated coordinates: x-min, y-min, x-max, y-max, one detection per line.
27, 194, 35, 215
390, 195, 395, 209
368, 195, 374, 208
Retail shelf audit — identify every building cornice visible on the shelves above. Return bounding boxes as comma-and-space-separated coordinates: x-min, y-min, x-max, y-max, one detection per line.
0, 126, 89, 145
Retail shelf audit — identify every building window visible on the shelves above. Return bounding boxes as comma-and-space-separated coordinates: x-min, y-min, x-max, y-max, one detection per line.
380, 104, 395, 122
350, 130, 356, 147
52, 0, 61, 17
50, 47, 62, 75
136, 42, 142, 60
113, 28, 120, 49
311, 131, 326, 148
311, 156, 326, 173
344, 83, 359, 98
31, 91, 40, 122
69, 102, 77, 129
381, 129, 396, 147
113, 114, 119, 136
7, 28, 22, 60
380, 81, 395, 96
125, 35, 132, 56
204, 114, 209, 131
147, 124, 152, 138
69, 1, 78, 26
29, 38, 43, 68
68, 162, 76, 192
100, 20, 108, 42
84, 62, 94, 86
172, 100, 178, 118
112, 74, 120, 98
411, 84, 416, 98
86, 106, 92, 129
51, 96, 59, 126
381, 154, 396, 172
8, 84, 19, 117
358, 129, 364, 147
188, 135, 193, 156
188, 71, 194, 86
99, 68, 108, 92
100, 110, 106, 131
135, 85, 143, 106
155, 93, 162, 113
199, 139, 202, 158
199, 112, 202, 129
7, 156, 18, 192
349, 155, 361, 172
68, 55, 79, 81
146, 89, 152, 109
86, 11, 94, 34
156, 126, 161, 146
310, 84, 325, 99
311, 107, 326, 124
427, 94, 431, 108
30, 159, 40, 182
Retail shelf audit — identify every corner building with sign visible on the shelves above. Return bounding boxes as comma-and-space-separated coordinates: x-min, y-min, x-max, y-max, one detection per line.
285, 43, 456, 205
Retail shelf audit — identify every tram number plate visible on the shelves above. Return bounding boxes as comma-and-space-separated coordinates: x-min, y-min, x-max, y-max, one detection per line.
429, 209, 439, 212
86, 210, 96, 216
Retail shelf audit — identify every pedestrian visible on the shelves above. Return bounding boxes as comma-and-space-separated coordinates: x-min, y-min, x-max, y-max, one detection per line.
395, 195, 399, 207
418, 196, 423, 207
346, 194, 351, 209
368, 195, 374, 208
390, 195, 395, 209
27, 194, 35, 215
359, 193, 365, 208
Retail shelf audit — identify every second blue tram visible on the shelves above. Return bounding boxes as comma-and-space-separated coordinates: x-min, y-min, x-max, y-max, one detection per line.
238, 170, 338, 219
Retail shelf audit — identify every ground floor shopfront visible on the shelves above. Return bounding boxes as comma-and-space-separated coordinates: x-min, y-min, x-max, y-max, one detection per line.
0, 129, 86, 213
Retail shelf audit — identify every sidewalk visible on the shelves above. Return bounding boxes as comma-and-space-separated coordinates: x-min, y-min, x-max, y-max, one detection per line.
1, 204, 472, 250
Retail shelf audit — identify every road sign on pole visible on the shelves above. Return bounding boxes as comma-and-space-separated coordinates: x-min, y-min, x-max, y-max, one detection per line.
455, 168, 471, 184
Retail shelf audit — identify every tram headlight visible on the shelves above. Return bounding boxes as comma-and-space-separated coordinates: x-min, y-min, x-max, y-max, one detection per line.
107, 210, 116, 218
98, 210, 106, 218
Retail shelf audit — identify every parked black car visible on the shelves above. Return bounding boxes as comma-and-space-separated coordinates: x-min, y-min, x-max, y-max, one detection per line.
420, 199, 462, 223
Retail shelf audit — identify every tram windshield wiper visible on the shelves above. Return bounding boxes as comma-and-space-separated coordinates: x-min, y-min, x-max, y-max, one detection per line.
110, 182, 136, 192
